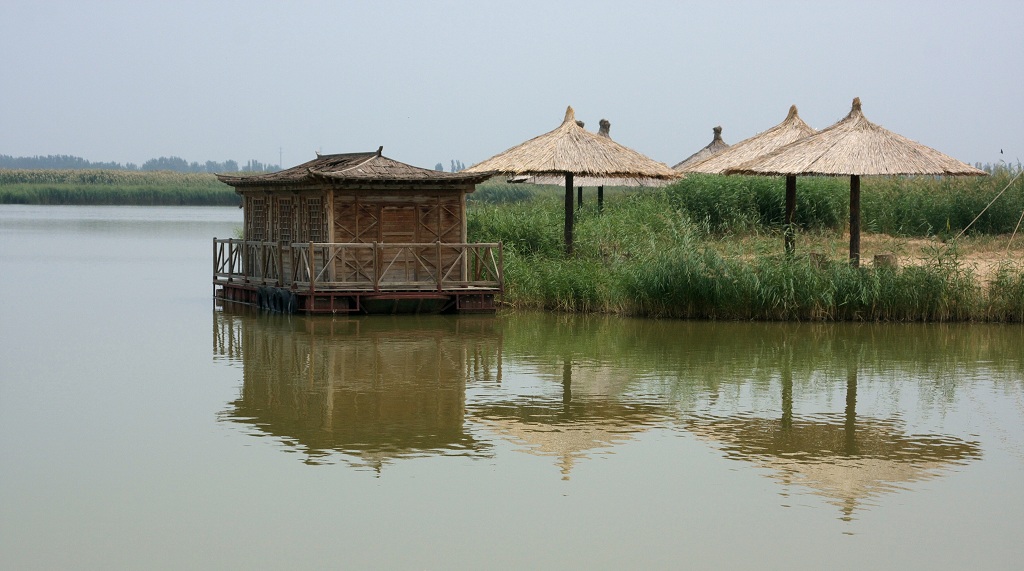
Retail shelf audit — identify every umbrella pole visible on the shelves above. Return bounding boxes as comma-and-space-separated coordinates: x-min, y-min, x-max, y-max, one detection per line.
564, 172, 575, 255
577, 186, 583, 212
849, 175, 861, 267
598, 186, 604, 213
784, 175, 797, 255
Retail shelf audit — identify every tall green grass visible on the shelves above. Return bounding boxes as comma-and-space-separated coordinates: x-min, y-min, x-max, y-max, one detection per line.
666, 174, 849, 233
663, 165, 1023, 237
862, 165, 1024, 237
468, 176, 1024, 322
0, 169, 239, 205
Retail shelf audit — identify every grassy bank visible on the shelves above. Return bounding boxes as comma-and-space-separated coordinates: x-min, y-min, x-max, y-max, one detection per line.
468, 170, 1024, 322
0, 169, 238, 205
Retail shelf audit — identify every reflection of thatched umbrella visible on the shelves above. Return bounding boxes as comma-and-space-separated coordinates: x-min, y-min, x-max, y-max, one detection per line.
686, 369, 981, 520
672, 126, 730, 170
475, 399, 663, 479
465, 106, 680, 254
682, 105, 817, 253
727, 98, 988, 266
469, 357, 672, 479
688, 413, 980, 519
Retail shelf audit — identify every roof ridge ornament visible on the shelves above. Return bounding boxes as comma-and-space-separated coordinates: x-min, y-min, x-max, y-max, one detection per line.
563, 106, 576, 124
848, 97, 863, 119
376, 145, 383, 157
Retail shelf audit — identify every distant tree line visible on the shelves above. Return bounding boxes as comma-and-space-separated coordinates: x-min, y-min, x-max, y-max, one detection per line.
434, 160, 466, 172
0, 154, 280, 173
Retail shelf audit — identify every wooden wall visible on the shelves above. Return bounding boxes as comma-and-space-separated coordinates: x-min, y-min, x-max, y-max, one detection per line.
241, 186, 470, 285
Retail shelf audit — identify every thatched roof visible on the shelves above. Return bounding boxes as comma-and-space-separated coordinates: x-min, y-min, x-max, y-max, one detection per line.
672, 126, 730, 170
726, 98, 987, 177
680, 106, 816, 174
509, 174, 672, 187
464, 106, 680, 180
506, 117, 673, 187
217, 147, 496, 188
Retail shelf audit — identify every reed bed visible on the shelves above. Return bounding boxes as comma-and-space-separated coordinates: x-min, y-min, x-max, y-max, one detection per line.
469, 173, 1024, 322
0, 169, 238, 205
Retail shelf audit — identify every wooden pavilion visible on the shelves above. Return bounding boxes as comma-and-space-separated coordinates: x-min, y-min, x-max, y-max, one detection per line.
213, 148, 503, 314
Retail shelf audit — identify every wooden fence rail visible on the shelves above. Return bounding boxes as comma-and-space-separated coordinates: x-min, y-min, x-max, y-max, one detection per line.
213, 238, 503, 293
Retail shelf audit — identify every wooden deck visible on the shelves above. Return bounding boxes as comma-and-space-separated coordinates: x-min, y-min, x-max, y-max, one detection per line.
213, 238, 503, 314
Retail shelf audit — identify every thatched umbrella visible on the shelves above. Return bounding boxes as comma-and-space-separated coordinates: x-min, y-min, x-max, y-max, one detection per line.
509, 119, 673, 212
672, 125, 730, 170
465, 106, 680, 254
682, 105, 817, 253
727, 98, 988, 266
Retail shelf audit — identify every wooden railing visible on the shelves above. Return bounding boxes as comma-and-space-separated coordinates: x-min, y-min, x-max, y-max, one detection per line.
213, 239, 503, 293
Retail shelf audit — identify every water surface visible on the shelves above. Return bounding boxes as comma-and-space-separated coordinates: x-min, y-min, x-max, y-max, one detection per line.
2, 205, 1023, 570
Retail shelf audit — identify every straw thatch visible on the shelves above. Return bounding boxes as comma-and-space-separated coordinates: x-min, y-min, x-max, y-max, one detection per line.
464, 106, 680, 180
726, 98, 987, 177
672, 126, 730, 170
508, 118, 673, 188
680, 106, 816, 174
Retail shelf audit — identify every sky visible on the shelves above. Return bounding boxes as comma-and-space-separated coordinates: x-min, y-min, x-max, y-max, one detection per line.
2, 0, 1021, 170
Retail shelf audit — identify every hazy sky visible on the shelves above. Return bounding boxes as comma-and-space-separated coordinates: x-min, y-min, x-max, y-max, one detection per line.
2, 0, 1021, 170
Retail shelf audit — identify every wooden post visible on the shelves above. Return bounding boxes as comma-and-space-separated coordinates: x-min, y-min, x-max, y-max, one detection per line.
564, 172, 574, 256
597, 185, 604, 213
436, 241, 442, 291
784, 175, 796, 255
849, 175, 861, 267
308, 241, 315, 296
227, 240, 235, 281
373, 241, 380, 292
276, 241, 284, 286
577, 186, 583, 211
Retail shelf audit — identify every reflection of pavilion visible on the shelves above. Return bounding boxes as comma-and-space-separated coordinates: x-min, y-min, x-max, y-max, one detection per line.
212, 308, 502, 469
471, 357, 673, 479
686, 368, 982, 520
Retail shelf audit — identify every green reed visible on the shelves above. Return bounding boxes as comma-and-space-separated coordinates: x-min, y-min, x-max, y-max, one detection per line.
862, 165, 1024, 237
469, 179, 1023, 321
0, 169, 238, 205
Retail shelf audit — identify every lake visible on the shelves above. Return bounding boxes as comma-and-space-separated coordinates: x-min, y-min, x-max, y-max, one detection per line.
2, 205, 1023, 570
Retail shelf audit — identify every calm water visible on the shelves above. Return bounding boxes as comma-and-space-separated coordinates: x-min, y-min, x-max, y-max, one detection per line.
2, 205, 1024, 570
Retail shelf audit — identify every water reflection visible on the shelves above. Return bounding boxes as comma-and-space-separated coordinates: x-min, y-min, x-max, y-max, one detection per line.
213, 307, 501, 470
471, 354, 676, 479
213, 309, 1021, 517
496, 315, 1007, 518
687, 367, 981, 521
